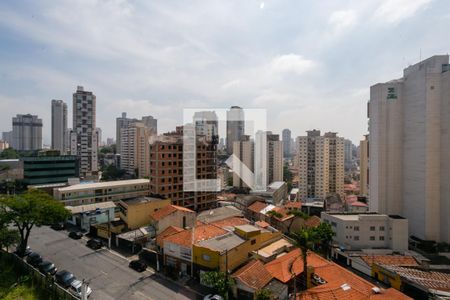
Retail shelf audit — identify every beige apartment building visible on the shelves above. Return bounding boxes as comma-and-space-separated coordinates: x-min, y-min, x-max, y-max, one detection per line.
296, 130, 344, 200
53, 179, 150, 206
369, 55, 450, 243
359, 134, 369, 197
120, 121, 153, 178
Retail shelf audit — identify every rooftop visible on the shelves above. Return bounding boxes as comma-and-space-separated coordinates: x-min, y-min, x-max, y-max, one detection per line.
197, 206, 242, 223
211, 216, 249, 229
164, 224, 227, 248
268, 181, 285, 190
56, 179, 150, 192
247, 201, 268, 213
150, 204, 194, 221
156, 226, 184, 248
196, 232, 245, 252
360, 255, 419, 267
256, 238, 293, 258
66, 201, 116, 214
235, 224, 261, 233
232, 259, 273, 290
121, 196, 167, 206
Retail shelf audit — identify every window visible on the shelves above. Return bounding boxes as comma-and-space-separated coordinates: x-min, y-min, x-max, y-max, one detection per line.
370, 226, 375, 231
331, 222, 337, 227
354, 226, 359, 231
370, 236, 375, 241
379, 236, 385, 241
251, 239, 256, 245
379, 226, 385, 231
354, 236, 359, 241
202, 254, 211, 261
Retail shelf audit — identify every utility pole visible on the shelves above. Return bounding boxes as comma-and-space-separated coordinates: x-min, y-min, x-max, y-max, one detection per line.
81, 279, 88, 300
107, 208, 111, 249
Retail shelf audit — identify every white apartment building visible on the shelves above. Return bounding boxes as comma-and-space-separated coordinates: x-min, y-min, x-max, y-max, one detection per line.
296, 130, 344, 200
321, 212, 408, 251
70, 86, 98, 179
53, 179, 150, 206
369, 55, 450, 243
51, 100, 68, 154
120, 121, 153, 178
116, 112, 157, 154
12, 114, 42, 151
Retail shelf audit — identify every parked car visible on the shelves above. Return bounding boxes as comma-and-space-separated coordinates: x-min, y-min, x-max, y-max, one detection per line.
70, 279, 92, 298
86, 238, 103, 250
38, 261, 57, 276
56, 270, 76, 288
69, 231, 83, 240
50, 222, 65, 230
26, 252, 43, 267
14, 246, 32, 257
128, 260, 147, 272
204, 295, 224, 300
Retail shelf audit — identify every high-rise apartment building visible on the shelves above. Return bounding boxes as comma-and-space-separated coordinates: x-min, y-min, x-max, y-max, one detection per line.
116, 113, 157, 154
226, 106, 245, 155
232, 132, 283, 189
2, 131, 12, 145
120, 121, 153, 178
51, 100, 68, 154
70, 86, 98, 179
369, 55, 450, 243
193, 111, 218, 142
149, 126, 217, 211
282, 129, 291, 158
344, 139, 353, 170
359, 135, 369, 197
11, 114, 42, 151
296, 130, 344, 200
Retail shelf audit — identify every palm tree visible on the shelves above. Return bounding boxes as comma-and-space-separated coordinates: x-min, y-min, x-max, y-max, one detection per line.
291, 228, 317, 292
286, 209, 310, 233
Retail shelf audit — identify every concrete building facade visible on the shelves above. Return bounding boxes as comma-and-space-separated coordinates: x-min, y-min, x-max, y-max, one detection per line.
368, 55, 450, 242
70, 86, 98, 179
321, 212, 409, 251
11, 114, 42, 151
296, 130, 344, 200
359, 134, 369, 197
282, 128, 291, 158
51, 100, 68, 154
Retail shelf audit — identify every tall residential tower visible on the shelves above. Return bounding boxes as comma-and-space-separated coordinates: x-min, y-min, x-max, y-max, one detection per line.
51, 100, 68, 154
11, 114, 42, 151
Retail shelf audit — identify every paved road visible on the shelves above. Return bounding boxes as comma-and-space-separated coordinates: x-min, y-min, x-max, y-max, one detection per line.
28, 226, 200, 300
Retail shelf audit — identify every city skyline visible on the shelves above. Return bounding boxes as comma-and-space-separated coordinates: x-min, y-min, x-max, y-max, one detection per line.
1, 1, 449, 144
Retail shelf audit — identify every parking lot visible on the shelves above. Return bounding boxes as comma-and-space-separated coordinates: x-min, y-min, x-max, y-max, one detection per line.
27, 225, 201, 300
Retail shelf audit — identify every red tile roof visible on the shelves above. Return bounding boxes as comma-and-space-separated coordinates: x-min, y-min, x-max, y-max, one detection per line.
248, 201, 268, 213
271, 207, 294, 222
163, 224, 227, 248
304, 216, 321, 228
350, 201, 368, 207
150, 204, 194, 221
233, 259, 273, 290
361, 256, 418, 267
156, 225, 184, 248
255, 221, 270, 228
285, 201, 302, 209
211, 216, 249, 228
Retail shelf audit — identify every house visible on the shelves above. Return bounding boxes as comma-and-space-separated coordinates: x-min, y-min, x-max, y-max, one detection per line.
162, 223, 227, 276
150, 204, 196, 234
253, 238, 294, 263
193, 224, 281, 275
197, 206, 243, 224
66, 201, 116, 232
117, 197, 170, 230
232, 259, 288, 300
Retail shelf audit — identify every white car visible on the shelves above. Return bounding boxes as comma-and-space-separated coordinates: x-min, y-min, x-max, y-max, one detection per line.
70, 279, 92, 298
203, 295, 224, 300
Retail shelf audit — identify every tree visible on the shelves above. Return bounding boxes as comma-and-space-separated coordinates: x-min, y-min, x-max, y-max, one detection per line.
266, 210, 283, 227
256, 288, 272, 300
291, 228, 317, 291
200, 271, 234, 299
101, 165, 127, 181
0, 148, 19, 159
313, 222, 333, 258
0, 190, 70, 256
0, 212, 18, 251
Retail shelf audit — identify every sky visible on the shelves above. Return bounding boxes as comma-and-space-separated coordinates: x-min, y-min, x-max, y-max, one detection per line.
0, 0, 449, 145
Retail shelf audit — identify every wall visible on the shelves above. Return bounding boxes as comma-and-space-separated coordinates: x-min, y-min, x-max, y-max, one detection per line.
155, 210, 196, 234
121, 199, 170, 230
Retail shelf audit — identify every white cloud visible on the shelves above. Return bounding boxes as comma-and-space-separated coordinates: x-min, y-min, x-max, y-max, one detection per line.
374, 0, 432, 24
328, 10, 358, 34
270, 54, 316, 75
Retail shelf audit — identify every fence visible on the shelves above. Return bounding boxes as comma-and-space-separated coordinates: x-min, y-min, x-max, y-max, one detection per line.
0, 250, 77, 300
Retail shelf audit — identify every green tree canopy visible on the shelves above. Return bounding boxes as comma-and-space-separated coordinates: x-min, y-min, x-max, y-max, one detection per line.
256, 288, 272, 300
200, 271, 234, 299
0, 189, 70, 256
0, 148, 19, 159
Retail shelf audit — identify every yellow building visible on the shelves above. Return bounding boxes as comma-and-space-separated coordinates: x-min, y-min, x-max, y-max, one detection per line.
193, 224, 281, 273
117, 197, 170, 230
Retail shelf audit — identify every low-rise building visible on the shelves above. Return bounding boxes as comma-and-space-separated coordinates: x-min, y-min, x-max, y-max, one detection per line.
117, 197, 170, 230
149, 204, 196, 234
21, 155, 77, 185
250, 181, 288, 205
66, 201, 116, 232
321, 212, 409, 251
53, 179, 150, 206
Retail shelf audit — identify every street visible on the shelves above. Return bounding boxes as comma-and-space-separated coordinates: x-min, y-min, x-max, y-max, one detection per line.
27, 225, 200, 300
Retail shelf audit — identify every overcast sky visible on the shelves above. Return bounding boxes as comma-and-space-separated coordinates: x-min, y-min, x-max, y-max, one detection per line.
0, 0, 449, 145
